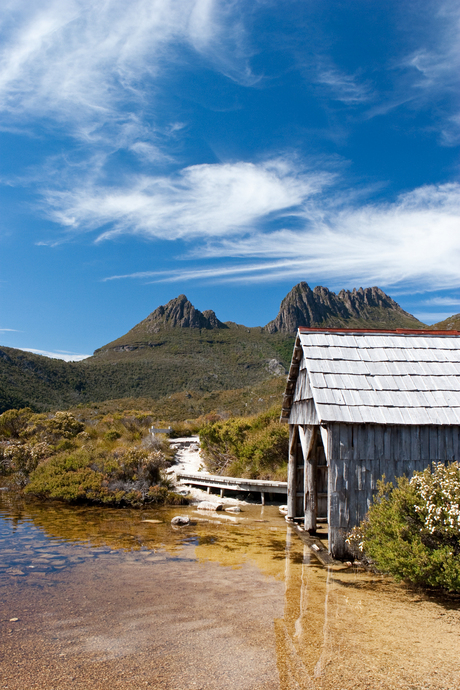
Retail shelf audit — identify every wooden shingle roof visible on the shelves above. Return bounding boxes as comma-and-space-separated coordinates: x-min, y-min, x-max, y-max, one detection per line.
281, 328, 460, 425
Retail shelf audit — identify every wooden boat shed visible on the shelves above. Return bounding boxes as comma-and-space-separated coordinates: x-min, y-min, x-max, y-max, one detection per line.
281, 327, 460, 558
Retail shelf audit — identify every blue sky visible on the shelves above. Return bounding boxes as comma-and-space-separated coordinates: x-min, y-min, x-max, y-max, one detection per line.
0, 0, 459, 360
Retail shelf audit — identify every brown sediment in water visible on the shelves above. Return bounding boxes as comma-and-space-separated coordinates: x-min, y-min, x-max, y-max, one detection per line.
0, 493, 459, 689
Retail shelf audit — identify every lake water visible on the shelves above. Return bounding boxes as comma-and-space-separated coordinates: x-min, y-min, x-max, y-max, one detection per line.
1, 489, 459, 690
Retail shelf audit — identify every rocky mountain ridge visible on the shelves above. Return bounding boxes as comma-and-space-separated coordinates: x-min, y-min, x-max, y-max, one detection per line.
99, 282, 424, 353
141, 294, 228, 332
265, 282, 423, 333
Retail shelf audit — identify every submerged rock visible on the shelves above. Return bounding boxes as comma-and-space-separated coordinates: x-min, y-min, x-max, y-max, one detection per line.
171, 516, 190, 526
196, 501, 223, 512
225, 506, 241, 513
279, 505, 288, 515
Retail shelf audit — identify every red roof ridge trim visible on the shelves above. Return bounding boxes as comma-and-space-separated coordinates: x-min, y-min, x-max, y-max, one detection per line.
297, 327, 460, 336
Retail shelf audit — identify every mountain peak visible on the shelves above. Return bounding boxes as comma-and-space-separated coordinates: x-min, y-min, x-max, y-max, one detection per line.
141, 295, 228, 332
264, 282, 424, 333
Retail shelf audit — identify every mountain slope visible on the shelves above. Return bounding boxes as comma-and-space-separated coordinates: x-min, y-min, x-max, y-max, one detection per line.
0, 284, 427, 413
430, 314, 460, 331
88, 295, 292, 398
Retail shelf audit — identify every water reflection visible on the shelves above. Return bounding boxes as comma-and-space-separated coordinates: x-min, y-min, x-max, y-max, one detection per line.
1, 490, 459, 690
276, 527, 460, 690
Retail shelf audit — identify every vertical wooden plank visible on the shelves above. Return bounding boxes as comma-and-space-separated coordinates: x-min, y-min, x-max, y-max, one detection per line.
400, 426, 412, 479
287, 425, 297, 519
444, 426, 454, 463
365, 424, 375, 461
383, 425, 391, 462
373, 425, 384, 496
304, 431, 317, 532
296, 439, 304, 516
328, 454, 348, 559
389, 424, 398, 462
420, 425, 430, 465
329, 423, 340, 469
385, 426, 397, 486
410, 426, 421, 465
374, 425, 384, 463
437, 426, 446, 463
452, 426, 459, 462
299, 425, 316, 531
429, 426, 438, 462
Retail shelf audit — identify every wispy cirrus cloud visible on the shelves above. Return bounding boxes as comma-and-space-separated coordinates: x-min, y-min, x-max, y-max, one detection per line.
100, 180, 460, 292
422, 296, 460, 306
314, 65, 372, 104
0, 0, 253, 151
399, 0, 460, 144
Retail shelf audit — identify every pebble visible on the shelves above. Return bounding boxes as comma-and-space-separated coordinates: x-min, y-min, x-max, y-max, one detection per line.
196, 501, 223, 512
171, 516, 190, 526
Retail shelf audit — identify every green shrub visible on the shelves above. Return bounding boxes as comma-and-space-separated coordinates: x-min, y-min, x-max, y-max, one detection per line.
347, 462, 460, 592
0, 408, 33, 439
25, 449, 103, 502
24, 445, 187, 507
1, 441, 52, 487
104, 429, 122, 442
199, 406, 288, 480
23, 411, 84, 443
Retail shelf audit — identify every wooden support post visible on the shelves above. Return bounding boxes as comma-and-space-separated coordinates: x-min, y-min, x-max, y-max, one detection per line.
287, 425, 297, 519
304, 445, 318, 533
298, 426, 317, 532
220, 488, 224, 498
261, 491, 265, 505
207, 487, 210, 494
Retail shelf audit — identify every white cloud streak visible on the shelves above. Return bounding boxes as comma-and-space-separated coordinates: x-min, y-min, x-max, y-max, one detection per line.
94, 176, 460, 291
20, 347, 90, 361
314, 66, 372, 104
45, 159, 332, 240
423, 297, 460, 306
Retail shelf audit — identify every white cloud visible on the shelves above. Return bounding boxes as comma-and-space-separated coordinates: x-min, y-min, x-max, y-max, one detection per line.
0, 328, 20, 332
21, 347, 90, 361
314, 66, 372, 104
0, 1, 253, 135
44, 158, 332, 241
423, 297, 460, 306
400, 1, 460, 143
413, 313, 455, 324
101, 180, 460, 291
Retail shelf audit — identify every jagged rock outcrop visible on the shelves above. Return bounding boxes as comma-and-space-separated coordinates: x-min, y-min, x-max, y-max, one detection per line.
202, 310, 228, 329
265, 282, 424, 334
141, 295, 228, 333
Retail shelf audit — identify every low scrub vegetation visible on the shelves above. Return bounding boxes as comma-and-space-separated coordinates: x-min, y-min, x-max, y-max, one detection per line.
199, 407, 288, 480
347, 462, 460, 592
0, 407, 187, 507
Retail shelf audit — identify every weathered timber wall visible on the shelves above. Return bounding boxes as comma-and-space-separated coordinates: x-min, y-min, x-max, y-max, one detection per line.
327, 423, 460, 558
289, 399, 319, 425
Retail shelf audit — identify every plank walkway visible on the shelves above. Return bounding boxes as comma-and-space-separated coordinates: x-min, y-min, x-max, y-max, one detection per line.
176, 472, 287, 504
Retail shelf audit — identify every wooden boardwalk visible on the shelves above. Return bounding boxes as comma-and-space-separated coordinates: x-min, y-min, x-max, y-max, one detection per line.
176, 472, 287, 504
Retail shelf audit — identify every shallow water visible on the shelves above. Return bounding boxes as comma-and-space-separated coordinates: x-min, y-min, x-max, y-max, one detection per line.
0, 490, 459, 690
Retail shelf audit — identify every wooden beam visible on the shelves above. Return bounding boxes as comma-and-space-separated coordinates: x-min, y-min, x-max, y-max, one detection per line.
287, 425, 298, 519
299, 426, 317, 533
